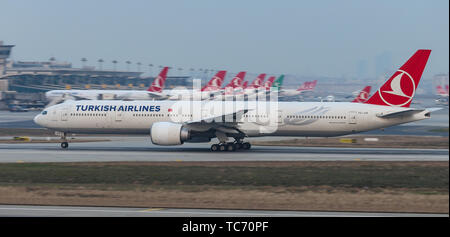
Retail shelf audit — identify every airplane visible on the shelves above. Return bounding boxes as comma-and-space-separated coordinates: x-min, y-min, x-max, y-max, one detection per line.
351, 86, 371, 103
218, 73, 266, 100
46, 67, 229, 103
435, 85, 449, 106
45, 67, 171, 104
167, 70, 228, 100
34, 49, 439, 152
325, 85, 372, 103
212, 71, 246, 100
279, 79, 316, 97
436, 85, 449, 97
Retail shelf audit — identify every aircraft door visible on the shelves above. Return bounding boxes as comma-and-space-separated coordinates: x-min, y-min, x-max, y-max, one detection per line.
347, 111, 357, 124
115, 111, 123, 122
61, 106, 69, 121
277, 110, 283, 124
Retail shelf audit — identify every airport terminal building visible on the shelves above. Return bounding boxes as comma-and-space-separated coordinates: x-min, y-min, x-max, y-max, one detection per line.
0, 41, 190, 109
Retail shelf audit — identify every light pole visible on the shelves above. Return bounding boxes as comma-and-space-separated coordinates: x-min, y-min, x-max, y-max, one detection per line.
98, 59, 104, 70
148, 64, 153, 77
137, 62, 142, 72
112, 60, 118, 71
81, 58, 87, 68
126, 61, 131, 71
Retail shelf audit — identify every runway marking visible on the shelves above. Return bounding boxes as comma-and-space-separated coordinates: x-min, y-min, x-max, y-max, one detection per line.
139, 208, 164, 212
0, 206, 445, 217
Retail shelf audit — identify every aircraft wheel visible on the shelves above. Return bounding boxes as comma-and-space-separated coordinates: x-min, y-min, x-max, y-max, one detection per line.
219, 144, 227, 152
211, 144, 219, 152
235, 143, 242, 150
61, 142, 69, 149
242, 142, 251, 150
226, 143, 236, 152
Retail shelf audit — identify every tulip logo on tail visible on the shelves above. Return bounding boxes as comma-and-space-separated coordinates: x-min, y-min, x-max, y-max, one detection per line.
209, 76, 222, 88
365, 49, 431, 108
201, 70, 226, 91
148, 67, 169, 93
352, 86, 371, 103
378, 70, 415, 106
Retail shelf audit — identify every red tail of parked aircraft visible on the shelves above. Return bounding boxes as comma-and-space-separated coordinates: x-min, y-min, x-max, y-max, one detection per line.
352, 86, 371, 103
147, 67, 169, 93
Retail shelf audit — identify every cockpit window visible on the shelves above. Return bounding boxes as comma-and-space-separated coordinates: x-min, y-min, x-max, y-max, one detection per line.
42, 111, 48, 115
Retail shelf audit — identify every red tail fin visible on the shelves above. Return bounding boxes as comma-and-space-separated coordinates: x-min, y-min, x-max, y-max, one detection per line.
242, 81, 248, 89
309, 80, 317, 90
365, 49, 431, 107
201, 70, 227, 91
147, 67, 169, 92
247, 73, 266, 89
296, 80, 317, 92
223, 71, 246, 89
352, 86, 371, 103
264, 76, 276, 90
296, 82, 309, 92
436, 85, 446, 95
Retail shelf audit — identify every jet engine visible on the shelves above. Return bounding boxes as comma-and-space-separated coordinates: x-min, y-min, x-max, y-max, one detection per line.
150, 122, 191, 145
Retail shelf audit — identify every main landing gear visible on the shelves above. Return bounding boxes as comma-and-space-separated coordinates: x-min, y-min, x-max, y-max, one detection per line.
210, 141, 251, 152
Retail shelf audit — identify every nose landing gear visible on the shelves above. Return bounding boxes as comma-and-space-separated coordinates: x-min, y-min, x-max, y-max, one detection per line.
59, 132, 69, 149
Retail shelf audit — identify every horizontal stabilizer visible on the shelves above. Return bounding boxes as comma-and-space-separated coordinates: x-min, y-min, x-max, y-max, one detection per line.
376, 107, 441, 118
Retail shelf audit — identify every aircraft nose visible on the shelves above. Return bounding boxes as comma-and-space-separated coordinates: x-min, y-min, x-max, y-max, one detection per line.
33, 114, 43, 126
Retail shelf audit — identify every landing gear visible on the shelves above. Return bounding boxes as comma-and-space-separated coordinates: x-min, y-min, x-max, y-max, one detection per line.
210, 131, 251, 152
61, 141, 69, 149
59, 132, 69, 149
211, 144, 219, 152
210, 141, 250, 152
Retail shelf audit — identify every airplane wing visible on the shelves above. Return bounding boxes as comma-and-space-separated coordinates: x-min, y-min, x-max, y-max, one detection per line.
182, 109, 251, 134
187, 109, 250, 125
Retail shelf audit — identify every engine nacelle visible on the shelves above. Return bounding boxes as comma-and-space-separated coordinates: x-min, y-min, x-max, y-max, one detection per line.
150, 122, 190, 145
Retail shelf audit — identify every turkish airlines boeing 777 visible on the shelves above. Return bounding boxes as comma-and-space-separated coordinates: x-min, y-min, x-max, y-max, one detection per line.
34, 49, 439, 151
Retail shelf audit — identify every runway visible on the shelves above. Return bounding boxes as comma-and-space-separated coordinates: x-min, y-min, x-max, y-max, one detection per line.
0, 205, 446, 217
0, 137, 447, 163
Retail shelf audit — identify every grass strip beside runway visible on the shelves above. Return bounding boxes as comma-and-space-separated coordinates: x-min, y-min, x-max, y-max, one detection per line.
0, 161, 448, 213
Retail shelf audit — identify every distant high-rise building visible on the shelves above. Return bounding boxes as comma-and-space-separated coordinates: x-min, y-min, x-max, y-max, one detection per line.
356, 59, 368, 79
375, 51, 393, 78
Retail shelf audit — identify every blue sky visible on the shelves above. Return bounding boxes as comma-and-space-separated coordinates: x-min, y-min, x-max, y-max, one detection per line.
1, 0, 448, 78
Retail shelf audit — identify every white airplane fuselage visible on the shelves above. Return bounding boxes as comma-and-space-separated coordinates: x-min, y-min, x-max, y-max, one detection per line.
46, 88, 228, 101
34, 100, 431, 139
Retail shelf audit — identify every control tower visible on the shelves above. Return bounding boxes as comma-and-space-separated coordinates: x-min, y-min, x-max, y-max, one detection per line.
0, 41, 14, 76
